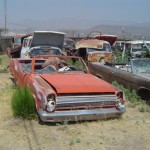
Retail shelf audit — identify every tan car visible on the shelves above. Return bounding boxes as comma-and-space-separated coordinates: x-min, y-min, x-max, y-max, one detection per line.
75, 39, 113, 63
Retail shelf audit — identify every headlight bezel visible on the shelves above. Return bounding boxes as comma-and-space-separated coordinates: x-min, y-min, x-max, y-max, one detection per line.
116, 91, 125, 104
46, 94, 56, 112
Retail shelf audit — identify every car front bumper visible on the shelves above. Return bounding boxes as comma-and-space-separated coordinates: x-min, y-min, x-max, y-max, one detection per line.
38, 107, 126, 122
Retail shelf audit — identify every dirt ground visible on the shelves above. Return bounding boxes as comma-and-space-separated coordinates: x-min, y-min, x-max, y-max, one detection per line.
0, 63, 150, 150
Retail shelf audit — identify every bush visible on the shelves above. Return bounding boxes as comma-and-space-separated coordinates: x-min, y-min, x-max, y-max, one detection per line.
113, 50, 122, 62
0, 55, 10, 66
11, 86, 36, 119
112, 49, 131, 63
112, 81, 141, 103
0, 67, 8, 73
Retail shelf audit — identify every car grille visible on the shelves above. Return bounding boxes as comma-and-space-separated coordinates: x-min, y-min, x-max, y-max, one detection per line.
56, 95, 118, 110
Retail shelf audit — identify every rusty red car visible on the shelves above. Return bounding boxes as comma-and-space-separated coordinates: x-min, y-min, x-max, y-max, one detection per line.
9, 55, 125, 122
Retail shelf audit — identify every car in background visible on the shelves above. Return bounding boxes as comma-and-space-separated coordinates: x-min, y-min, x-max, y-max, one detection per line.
29, 46, 62, 57
88, 58, 150, 101
9, 55, 125, 122
63, 38, 75, 50
123, 40, 150, 58
10, 34, 32, 58
75, 39, 113, 63
112, 41, 125, 51
63, 38, 76, 56
20, 31, 65, 58
94, 34, 117, 46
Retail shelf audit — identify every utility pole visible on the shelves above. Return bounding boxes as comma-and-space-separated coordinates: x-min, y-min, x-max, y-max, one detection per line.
4, 0, 7, 34
122, 26, 125, 40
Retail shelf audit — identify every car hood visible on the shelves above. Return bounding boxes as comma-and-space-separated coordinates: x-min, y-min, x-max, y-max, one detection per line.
31, 31, 65, 49
39, 73, 116, 94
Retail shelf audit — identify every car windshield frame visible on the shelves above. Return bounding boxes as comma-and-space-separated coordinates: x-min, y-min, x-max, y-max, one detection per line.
31, 55, 89, 74
87, 43, 112, 52
132, 44, 145, 52
30, 47, 61, 57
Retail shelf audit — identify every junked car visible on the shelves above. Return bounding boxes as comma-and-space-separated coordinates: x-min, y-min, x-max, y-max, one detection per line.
20, 31, 65, 58
123, 40, 150, 58
63, 38, 75, 50
94, 34, 117, 46
75, 39, 113, 63
9, 55, 125, 122
88, 58, 150, 101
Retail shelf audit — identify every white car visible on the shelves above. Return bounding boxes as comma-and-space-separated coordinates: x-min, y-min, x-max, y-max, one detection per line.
20, 31, 65, 58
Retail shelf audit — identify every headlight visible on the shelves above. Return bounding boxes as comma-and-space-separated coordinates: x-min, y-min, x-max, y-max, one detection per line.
46, 94, 56, 112
116, 92, 125, 104
116, 92, 125, 111
117, 92, 122, 99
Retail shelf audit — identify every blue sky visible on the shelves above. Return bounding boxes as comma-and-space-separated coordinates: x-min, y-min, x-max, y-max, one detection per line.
0, 0, 150, 29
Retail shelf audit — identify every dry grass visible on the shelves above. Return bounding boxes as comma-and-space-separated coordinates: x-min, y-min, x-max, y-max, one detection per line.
0, 54, 10, 66
0, 73, 150, 150
0, 55, 150, 150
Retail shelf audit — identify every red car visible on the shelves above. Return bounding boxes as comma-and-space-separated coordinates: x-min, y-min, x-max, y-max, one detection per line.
10, 55, 125, 122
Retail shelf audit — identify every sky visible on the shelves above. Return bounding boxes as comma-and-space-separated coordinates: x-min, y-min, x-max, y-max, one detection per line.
0, 0, 150, 29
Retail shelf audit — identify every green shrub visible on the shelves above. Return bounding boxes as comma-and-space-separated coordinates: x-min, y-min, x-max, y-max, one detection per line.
113, 50, 123, 62
138, 106, 145, 112
11, 86, 36, 119
0, 67, 8, 73
112, 81, 141, 103
113, 49, 131, 63
0, 55, 10, 66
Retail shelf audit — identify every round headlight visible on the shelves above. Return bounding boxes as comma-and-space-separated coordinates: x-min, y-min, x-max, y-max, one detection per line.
46, 94, 56, 112
117, 92, 122, 99
116, 92, 125, 104
47, 94, 55, 101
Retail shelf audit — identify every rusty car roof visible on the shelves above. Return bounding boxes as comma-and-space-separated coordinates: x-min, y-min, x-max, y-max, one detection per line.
75, 39, 109, 49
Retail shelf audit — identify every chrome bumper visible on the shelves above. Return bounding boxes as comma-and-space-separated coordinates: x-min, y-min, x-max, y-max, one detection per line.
38, 107, 126, 122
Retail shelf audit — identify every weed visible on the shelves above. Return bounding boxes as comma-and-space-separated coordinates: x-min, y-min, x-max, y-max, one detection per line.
57, 120, 68, 131
0, 67, 8, 73
82, 121, 88, 127
69, 139, 74, 146
69, 138, 81, 146
145, 106, 150, 112
10, 84, 17, 89
62, 119, 69, 125
76, 130, 81, 135
135, 120, 140, 125
112, 81, 141, 104
11, 86, 36, 119
76, 138, 81, 143
0, 55, 10, 66
113, 49, 131, 62
86, 141, 90, 145
138, 106, 145, 112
